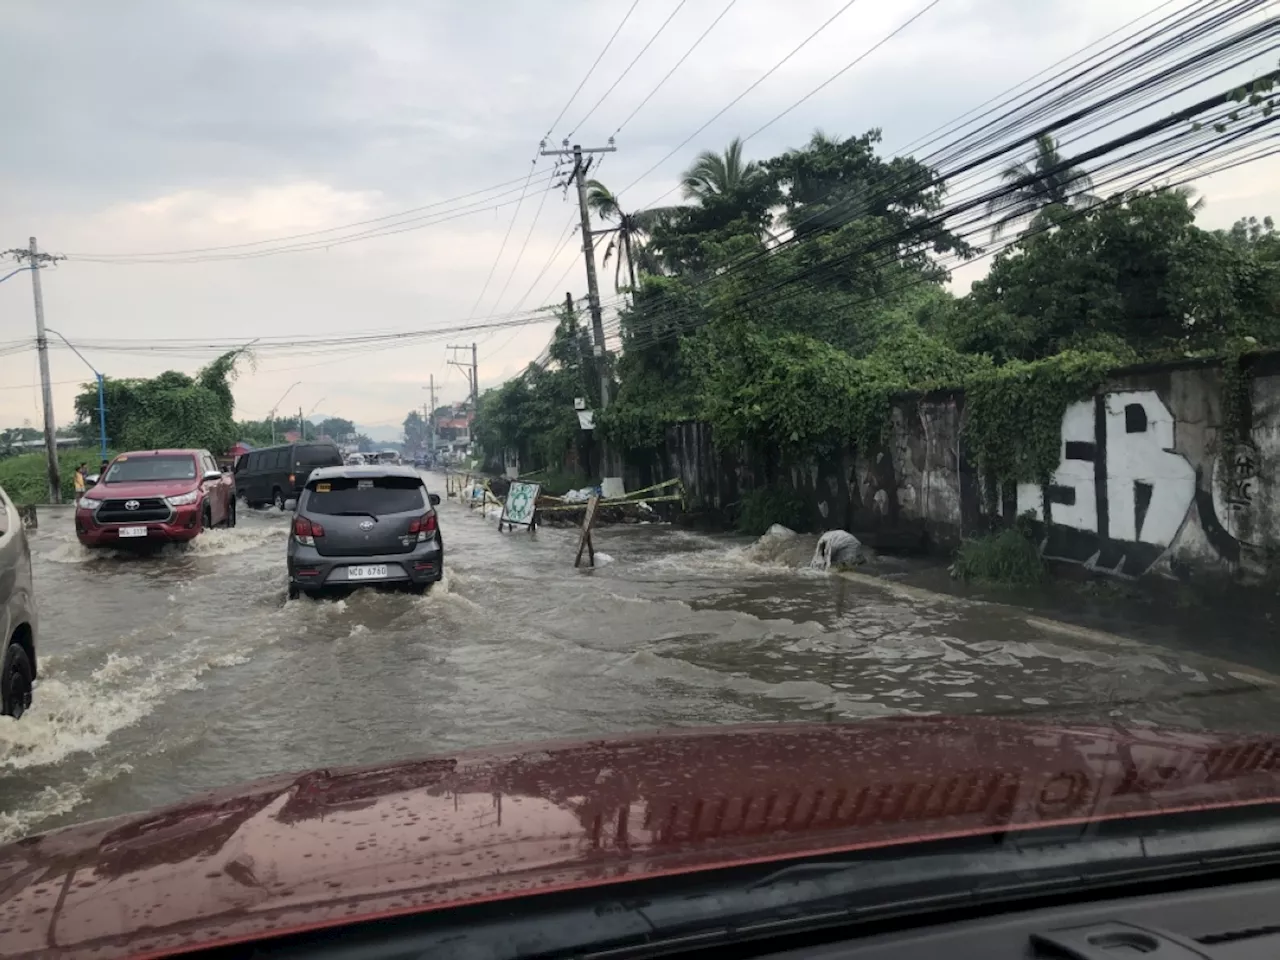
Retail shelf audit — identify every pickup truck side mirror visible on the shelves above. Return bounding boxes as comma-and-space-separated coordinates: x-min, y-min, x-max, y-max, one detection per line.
284, 498, 298, 512
86, 474, 100, 486
203, 470, 223, 481
428, 493, 441, 506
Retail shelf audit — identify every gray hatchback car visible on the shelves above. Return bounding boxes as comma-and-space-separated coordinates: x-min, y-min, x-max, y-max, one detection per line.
0, 483, 38, 718
286, 465, 443, 599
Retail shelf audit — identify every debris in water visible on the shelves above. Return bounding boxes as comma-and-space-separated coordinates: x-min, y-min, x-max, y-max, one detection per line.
812, 530, 865, 570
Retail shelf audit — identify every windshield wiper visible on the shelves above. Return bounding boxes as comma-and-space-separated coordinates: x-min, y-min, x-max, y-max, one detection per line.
328, 511, 378, 520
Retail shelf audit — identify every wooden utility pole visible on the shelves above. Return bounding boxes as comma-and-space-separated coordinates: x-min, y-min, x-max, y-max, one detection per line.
540, 139, 616, 410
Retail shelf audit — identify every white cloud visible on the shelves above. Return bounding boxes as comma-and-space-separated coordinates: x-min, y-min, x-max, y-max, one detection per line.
2, 0, 1277, 434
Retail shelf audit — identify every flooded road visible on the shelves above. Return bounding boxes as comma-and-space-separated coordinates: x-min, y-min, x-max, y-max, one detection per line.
3, 473, 1279, 842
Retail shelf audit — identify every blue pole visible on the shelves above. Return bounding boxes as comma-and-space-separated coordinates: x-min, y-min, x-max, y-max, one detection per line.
96, 373, 107, 463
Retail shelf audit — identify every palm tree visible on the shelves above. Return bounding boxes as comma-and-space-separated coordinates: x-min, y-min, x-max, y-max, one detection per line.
679, 136, 762, 202
585, 180, 674, 291
988, 133, 1097, 239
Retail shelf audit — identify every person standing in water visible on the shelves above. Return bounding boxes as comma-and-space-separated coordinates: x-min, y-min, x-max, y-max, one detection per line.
73, 462, 88, 495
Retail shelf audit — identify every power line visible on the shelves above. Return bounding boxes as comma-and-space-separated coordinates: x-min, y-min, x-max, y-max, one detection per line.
466, 156, 544, 318
612, 0, 740, 137
615, 0, 866, 198
544, 0, 643, 141
742, 0, 948, 143
66, 177, 562, 264
568, 0, 689, 137
619, 0, 1273, 298
605, 34, 1280, 350
59, 171, 557, 259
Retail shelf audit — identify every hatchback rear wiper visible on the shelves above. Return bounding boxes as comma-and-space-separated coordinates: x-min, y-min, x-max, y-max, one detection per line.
328, 511, 378, 520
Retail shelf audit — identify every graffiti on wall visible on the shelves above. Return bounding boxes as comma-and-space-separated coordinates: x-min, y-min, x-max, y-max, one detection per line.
1016, 391, 1196, 578
1210, 439, 1263, 547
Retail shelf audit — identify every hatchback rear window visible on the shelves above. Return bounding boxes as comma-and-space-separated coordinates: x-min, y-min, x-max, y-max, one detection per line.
304, 476, 425, 515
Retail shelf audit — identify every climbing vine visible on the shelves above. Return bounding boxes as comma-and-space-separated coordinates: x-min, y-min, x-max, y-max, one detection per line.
963, 350, 1118, 505
1217, 338, 1255, 530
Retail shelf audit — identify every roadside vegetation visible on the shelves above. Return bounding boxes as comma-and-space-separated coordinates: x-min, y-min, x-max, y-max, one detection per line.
950, 515, 1048, 587
0, 448, 109, 505
471, 118, 1280, 570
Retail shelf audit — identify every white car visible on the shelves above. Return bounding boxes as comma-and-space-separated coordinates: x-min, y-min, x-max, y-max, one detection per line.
0, 484, 37, 718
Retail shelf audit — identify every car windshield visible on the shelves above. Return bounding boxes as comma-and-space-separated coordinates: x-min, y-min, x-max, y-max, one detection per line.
102, 455, 197, 483
9, 1, 1280, 956
305, 475, 424, 514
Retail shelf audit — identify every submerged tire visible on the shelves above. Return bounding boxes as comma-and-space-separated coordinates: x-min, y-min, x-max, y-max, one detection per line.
1, 643, 34, 720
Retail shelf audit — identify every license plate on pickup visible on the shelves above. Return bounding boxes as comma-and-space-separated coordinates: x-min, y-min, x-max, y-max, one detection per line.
347, 564, 389, 581
119, 526, 148, 538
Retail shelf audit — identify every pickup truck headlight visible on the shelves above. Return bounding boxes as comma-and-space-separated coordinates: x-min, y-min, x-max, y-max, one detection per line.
76, 496, 101, 510
165, 490, 200, 507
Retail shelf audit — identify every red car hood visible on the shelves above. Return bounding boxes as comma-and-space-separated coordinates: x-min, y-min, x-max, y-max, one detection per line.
84, 479, 197, 501
3, 716, 1280, 959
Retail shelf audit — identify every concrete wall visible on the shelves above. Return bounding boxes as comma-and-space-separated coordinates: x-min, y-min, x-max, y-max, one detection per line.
633, 353, 1280, 581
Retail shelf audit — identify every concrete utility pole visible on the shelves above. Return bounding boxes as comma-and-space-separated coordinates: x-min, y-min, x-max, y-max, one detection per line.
424, 374, 437, 454
540, 139, 616, 409
2, 239, 64, 502
447, 344, 478, 407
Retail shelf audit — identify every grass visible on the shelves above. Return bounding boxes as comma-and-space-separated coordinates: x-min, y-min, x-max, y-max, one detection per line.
950, 515, 1047, 586
0, 448, 108, 504
736, 486, 810, 536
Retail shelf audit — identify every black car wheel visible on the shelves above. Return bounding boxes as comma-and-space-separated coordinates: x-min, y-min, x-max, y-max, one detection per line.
287, 583, 300, 600
273, 488, 286, 511
226, 497, 237, 528
1, 643, 34, 720
202, 504, 213, 532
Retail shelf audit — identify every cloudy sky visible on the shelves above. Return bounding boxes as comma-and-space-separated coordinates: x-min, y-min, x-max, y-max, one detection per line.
1, 0, 1276, 437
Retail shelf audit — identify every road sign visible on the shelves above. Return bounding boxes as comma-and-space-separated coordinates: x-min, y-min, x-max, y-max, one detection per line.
500, 480, 540, 531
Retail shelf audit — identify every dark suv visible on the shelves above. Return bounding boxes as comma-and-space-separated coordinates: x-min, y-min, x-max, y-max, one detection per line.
286, 465, 443, 599
234, 442, 343, 510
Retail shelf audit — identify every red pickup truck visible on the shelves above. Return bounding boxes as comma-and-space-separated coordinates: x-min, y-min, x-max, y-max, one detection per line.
75, 449, 237, 547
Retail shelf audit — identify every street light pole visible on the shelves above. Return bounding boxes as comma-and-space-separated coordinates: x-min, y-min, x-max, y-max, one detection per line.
45, 328, 108, 463
268, 381, 302, 444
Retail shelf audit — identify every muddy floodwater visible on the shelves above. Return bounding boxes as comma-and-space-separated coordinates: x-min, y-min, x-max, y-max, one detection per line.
4, 472, 1280, 841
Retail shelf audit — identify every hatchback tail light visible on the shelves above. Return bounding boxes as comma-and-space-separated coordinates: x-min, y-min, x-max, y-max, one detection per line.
294, 515, 325, 545
408, 511, 437, 541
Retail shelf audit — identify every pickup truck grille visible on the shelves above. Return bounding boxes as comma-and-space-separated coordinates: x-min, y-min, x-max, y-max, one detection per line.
96, 498, 171, 524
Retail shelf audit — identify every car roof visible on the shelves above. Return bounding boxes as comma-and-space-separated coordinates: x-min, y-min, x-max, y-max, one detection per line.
252, 442, 336, 453
111, 449, 202, 457
306, 464, 424, 482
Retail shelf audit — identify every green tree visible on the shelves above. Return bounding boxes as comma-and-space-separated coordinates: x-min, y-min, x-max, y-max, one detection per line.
317, 416, 356, 443
680, 136, 763, 201
956, 189, 1280, 360
986, 133, 1096, 239
472, 297, 598, 472
73, 349, 249, 455
585, 179, 675, 289
403, 410, 427, 450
